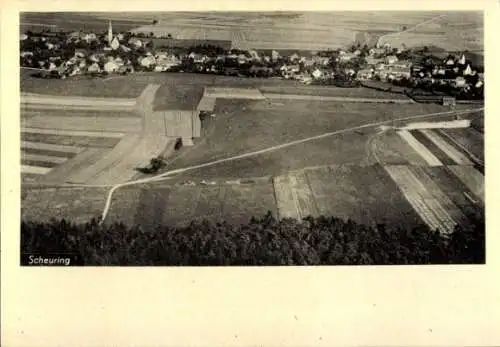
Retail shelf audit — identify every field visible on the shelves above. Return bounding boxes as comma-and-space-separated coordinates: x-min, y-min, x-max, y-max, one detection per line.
20, 64, 484, 234
20, 11, 482, 54
165, 98, 466, 173
127, 11, 478, 51
20, 12, 150, 34
20, 72, 155, 98
260, 85, 411, 100
21, 186, 109, 223
104, 182, 278, 228
378, 12, 483, 52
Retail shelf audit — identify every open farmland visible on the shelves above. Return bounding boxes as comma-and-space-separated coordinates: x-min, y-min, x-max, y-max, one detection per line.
165, 98, 465, 173
19, 88, 142, 184
260, 85, 411, 100
21, 73, 156, 98
21, 186, 109, 223
126, 11, 464, 51
104, 182, 278, 228
378, 11, 483, 53
20, 12, 149, 34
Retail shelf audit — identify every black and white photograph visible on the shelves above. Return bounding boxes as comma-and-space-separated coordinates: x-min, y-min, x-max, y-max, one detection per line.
19, 10, 485, 266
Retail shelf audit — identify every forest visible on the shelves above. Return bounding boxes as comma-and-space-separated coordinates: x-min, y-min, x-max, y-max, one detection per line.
21, 212, 485, 266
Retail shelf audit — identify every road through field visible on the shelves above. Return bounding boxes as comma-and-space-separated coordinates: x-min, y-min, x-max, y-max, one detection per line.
377, 14, 447, 46
98, 107, 483, 222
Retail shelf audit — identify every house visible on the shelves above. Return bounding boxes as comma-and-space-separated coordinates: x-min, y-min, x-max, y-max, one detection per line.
458, 54, 466, 65
290, 53, 300, 62
433, 67, 446, 76
120, 45, 132, 53
369, 48, 386, 56
248, 50, 261, 61
89, 54, 100, 63
237, 54, 248, 65
69, 66, 83, 76
271, 50, 280, 61
128, 37, 143, 48
47, 61, 57, 71
345, 68, 356, 77
157, 54, 181, 69
74, 49, 87, 58
283, 64, 300, 73
154, 65, 168, 72
463, 64, 473, 76
454, 76, 467, 87
390, 60, 412, 69
312, 68, 324, 79
445, 57, 455, 66
110, 37, 120, 50
139, 55, 156, 68
20, 51, 33, 58
303, 58, 316, 68
88, 62, 101, 73
338, 53, 356, 62
114, 57, 124, 66
365, 56, 383, 66
385, 55, 398, 64
188, 52, 205, 63
356, 68, 374, 80
298, 75, 313, 84
82, 33, 97, 43
67, 31, 82, 41
249, 65, 272, 76
104, 60, 119, 73
387, 67, 411, 80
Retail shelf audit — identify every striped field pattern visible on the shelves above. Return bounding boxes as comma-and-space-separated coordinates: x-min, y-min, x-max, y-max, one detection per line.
419, 129, 472, 165
384, 165, 458, 233
397, 130, 443, 166
21, 127, 127, 183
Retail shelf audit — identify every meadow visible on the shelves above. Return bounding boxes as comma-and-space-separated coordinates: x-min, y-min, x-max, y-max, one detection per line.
378, 12, 483, 52
165, 98, 458, 174
129, 11, 470, 51
20, 12, 150, 34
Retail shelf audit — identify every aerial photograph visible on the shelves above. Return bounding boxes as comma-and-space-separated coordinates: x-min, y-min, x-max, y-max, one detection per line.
19, 11, 485, 266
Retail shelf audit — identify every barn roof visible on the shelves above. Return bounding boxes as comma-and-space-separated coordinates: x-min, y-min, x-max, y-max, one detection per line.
153, 83, 205, 111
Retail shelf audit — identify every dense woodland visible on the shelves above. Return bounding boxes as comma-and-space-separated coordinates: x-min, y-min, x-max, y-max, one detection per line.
21, 212, 485, 266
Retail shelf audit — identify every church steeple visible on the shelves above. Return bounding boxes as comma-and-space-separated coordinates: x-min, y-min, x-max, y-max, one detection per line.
108, 20, 113, 43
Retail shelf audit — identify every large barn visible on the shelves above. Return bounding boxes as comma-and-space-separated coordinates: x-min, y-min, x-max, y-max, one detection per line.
154, 85, 205, 146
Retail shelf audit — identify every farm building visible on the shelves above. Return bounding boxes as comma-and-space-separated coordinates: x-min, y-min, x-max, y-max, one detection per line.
155, 85, 205, 146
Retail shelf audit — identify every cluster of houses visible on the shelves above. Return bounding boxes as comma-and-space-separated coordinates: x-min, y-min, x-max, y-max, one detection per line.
20, 21, 484, 99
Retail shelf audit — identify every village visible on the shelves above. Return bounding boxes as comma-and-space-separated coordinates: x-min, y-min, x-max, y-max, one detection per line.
18, 12, 486, 271
20, 21, 484, 101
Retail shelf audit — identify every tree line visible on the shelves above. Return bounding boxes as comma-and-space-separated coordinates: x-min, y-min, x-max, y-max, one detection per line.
21, 212, 485, 266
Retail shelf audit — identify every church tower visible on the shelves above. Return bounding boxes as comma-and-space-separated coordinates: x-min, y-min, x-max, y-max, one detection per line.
107, 20, 113, 43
